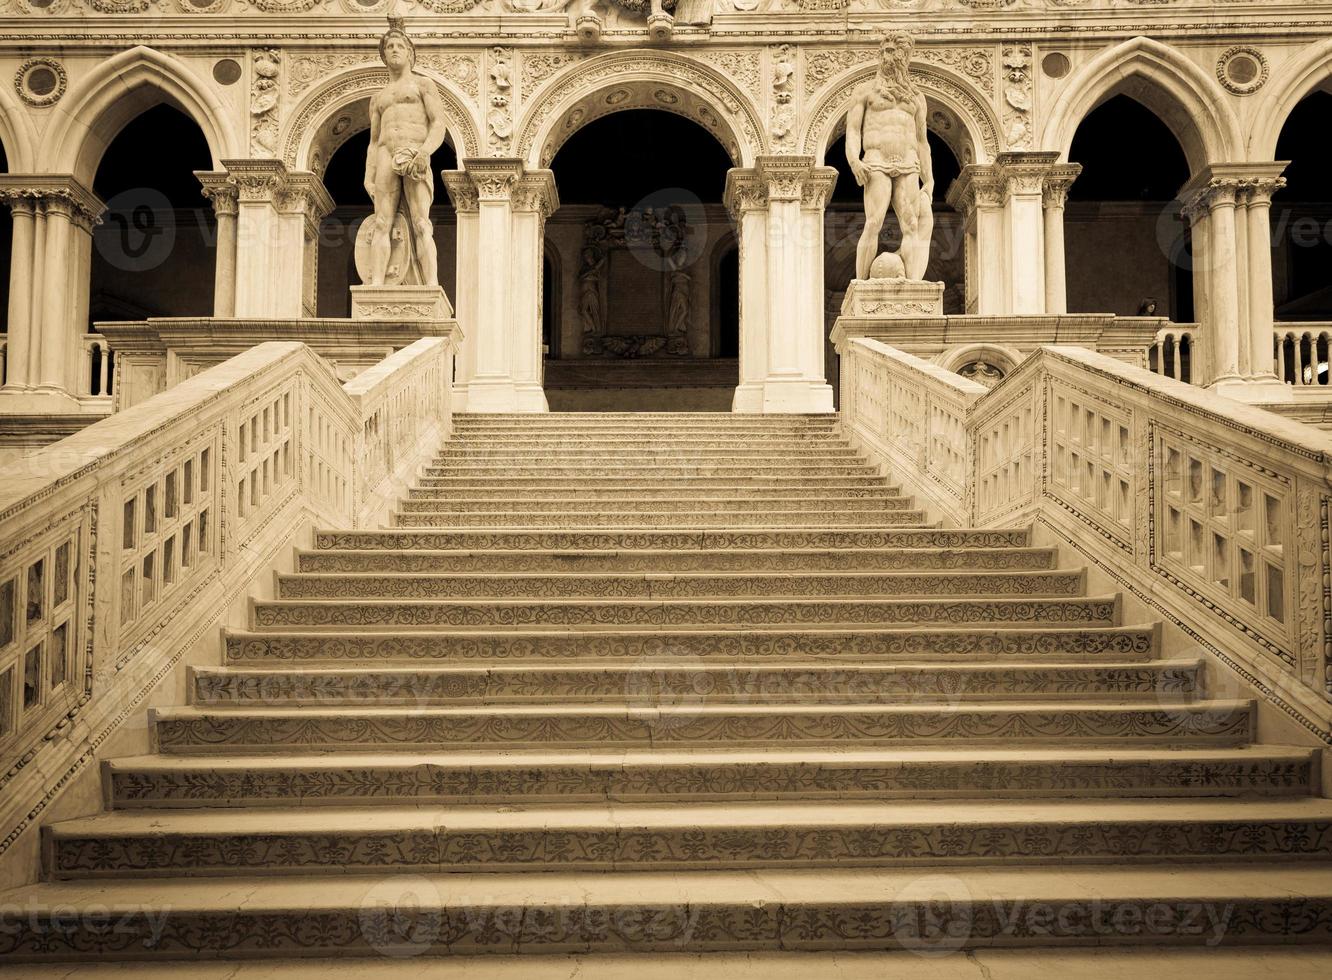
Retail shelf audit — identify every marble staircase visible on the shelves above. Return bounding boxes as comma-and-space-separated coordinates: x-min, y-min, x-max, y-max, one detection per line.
4, 412, 1332, 961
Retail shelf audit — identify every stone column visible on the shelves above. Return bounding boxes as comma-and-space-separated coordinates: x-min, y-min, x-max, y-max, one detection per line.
1181, 168, 1248, 388
196, 172, 239, 318
724, 157, 835, 414
0, 176, 105, 412
1239, 167, 1288, 383
1041, 165, 1081, 315
996, 152, 1054, 315
946, 165, 1005, 316
224, 159, 329, 319
446, 159, 550, 413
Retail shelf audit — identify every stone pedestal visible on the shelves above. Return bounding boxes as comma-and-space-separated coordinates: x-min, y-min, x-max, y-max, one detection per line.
841, 279, 945, 318
350, 285, 452, 322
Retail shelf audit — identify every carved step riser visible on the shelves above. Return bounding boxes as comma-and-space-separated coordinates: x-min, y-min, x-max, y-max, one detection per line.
8, 892, 1332, 960
406, 487, 906, 501
437, 447, 864, 457
106, 754, 1315, 809
295, 549, 1060, 575
396, 498, 919, 514
414, 478, 893, 489
224, 626, 1158, 666
151, 704, 1252, 754
191, 662, 1199, 707
249, 597, 1120, 631
443, 440, 857, 450
273, 571, 1084, 602
313, 529, 1034, 551
46, 815, 1332, 880
390, 512, 930, 529
420, 467, 883, 477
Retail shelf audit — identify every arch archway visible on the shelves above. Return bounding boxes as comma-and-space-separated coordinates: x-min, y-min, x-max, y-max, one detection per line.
515, 51, 765, 169
282, 65, 480, 174
1041, 37, 1241, 173
1271, 92, 1332, 327
1250, 39, 1332, 160
541, 108, 737, 411
39, 46, 239, 186
1064, 95, 1193, 318
802, 61, 1001, 167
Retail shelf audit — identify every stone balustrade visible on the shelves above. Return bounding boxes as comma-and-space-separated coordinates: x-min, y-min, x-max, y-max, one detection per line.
842, 336, 1332, 749
0, 337, 456, 880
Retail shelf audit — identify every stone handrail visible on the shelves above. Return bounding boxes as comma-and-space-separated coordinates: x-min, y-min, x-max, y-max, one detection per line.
0, 337, 455, 882
842, 336, 1332, 748
1148, 324, 1200, 384
79, 334, 113, 400
1274, 323, 1332, 387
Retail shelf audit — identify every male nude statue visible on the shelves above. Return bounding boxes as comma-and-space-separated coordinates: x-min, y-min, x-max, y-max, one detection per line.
846, 32, 934, 282
364, 18, 447, 287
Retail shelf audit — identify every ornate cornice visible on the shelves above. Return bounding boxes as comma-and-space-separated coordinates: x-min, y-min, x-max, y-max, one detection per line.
0, 174, 105, 229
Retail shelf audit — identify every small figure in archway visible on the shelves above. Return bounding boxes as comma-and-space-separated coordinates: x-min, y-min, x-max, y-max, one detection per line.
846, 32, 935, 282
364, 17, 448, 287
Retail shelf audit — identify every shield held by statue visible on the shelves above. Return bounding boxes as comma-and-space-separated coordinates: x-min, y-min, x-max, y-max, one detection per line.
353, 205, 424, 287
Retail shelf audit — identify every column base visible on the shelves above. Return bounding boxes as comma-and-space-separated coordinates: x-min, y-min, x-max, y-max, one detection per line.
460, 379, 549, 413
732, 379, 835, 414
1207, 377, 1292, 402
0, 388, 96, 415
351, 285, 453, 321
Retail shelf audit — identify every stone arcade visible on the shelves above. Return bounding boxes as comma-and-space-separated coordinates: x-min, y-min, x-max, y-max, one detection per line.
3, 1, 1332, 974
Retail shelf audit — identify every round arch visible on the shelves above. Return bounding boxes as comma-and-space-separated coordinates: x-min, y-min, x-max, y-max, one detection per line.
1041, 37, 1242, 172
282, 65, 481, 174
1250, 39, 1332, 159
515, 50, 765, 169
801, 62, 1002, 167
39, 46, 239, 185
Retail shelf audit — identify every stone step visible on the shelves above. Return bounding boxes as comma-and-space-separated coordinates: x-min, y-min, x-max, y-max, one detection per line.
103, 744, 1318, 809
405, 485, 908, 502
295, 546, 1060, 575
149, 699, 1252, 753
453, 414, 839, 427
313, 527, 1033, 552
42, 798, 1332, 880
249, 594, 1120, 631
223, 623, 1158, 666
7, 865, 1332, 959
415, 476, 895, 489
273, 569, 1086, 602
419, 464, 883, 477
395, 496, 919, 515
189, 658, 1201, 706
436, 447, 865, 459
391, 511, 931, 528
445, 437, 857, 449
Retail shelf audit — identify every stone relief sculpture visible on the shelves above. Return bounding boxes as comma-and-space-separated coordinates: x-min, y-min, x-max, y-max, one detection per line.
846, 32, 934, 283
579, 205, 696, 358
570, 0, 688, 43
358, 17, 447, 288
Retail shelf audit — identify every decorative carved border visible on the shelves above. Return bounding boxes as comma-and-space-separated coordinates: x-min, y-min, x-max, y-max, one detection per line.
801, 61, 1001, 162
515, 50, 766, 168
1217, 45, 1270, 96
280, 65, 480, 169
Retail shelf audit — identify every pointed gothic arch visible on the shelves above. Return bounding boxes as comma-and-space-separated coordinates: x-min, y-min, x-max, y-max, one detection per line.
1041, 36, 1242, 172
1249, 39, 1332, 160
38, 46, 239, 185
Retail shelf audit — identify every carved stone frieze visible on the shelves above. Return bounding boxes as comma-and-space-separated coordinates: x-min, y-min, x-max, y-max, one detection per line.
251, 48, 282, 156
487, 46, 515, 152
804, 45, 994, 99
1001, 44, 1033, 150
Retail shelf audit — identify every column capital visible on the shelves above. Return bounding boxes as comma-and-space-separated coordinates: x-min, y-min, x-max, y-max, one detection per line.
512, 169, 559, 217
946, 163, 1005, 214
458, 158, 525, 203
195, 170, 238, 217
1179, 162, 1289, 221
1041, 164, 1083, 209
0, 174, 105, 229
220, 158, 290, 204
723, 157, 837, 219
276, 171, 334, 226
992, 152, 1082, 203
